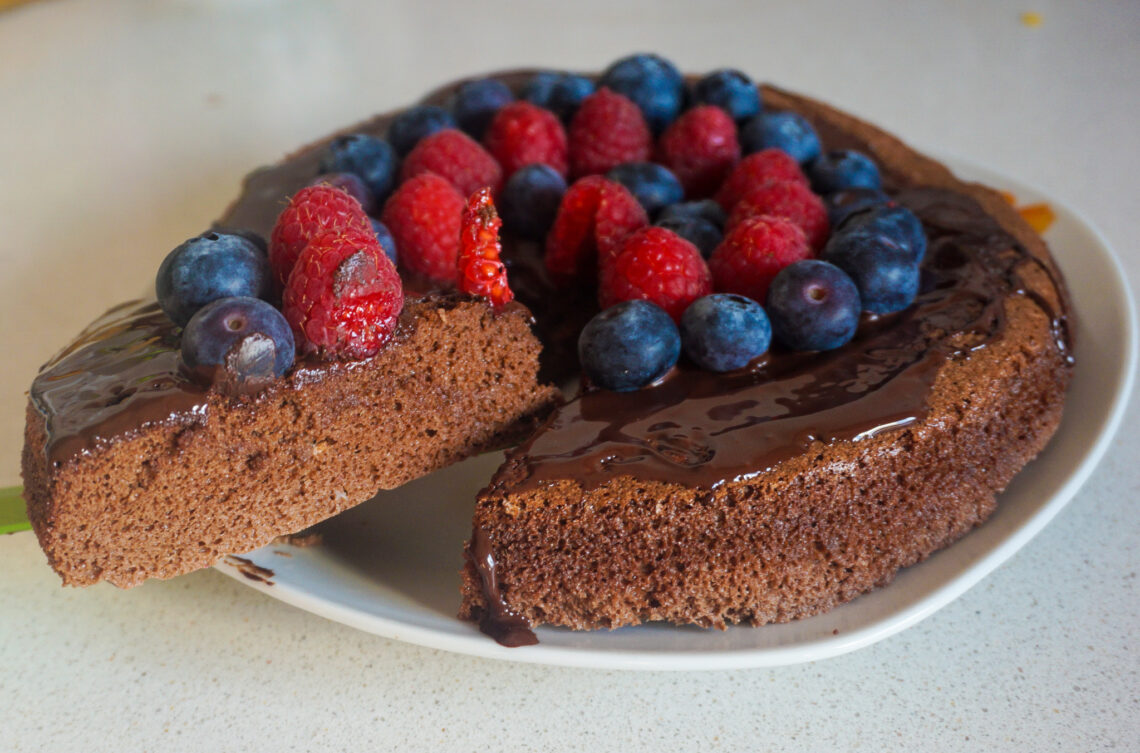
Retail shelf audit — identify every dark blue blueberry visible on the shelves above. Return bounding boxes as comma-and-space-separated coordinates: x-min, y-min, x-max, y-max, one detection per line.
181, 297, 295, 380
658, 199, 727, 229
836, 204, 926, 263
387, 105, 456, 156
220, 228, 267, 254
824, 187, 890, 229
655, 215, 722, 258
680, 294, 771, 371
822, 234, 920, 314
520, 71, 595, 122
370, 218, 398, 266
599, 53, 685, 134
739, 111, 822, 164
605, 162, 684, 217
578, 300, 681, 392
499, 164, 567, 241
450, 78, 514, 139
807, 149, 882, 194
156, 232, 274, 327
691, 69, 762, 123
308, 171, 376, 214
766, 260, 861, 351
317, 134, 399, 204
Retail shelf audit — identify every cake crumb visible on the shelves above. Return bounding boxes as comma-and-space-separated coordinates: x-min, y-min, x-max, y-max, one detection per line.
1020, 11, 1043, 28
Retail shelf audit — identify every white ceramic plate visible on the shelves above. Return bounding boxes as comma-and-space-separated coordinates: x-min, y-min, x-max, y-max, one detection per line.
216, 159, 1137, 670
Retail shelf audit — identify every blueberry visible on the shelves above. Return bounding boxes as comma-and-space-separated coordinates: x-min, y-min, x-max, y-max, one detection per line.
739, 111, 822, 164
680, 294, 771, 371
370, 218, 398, 265
655, 215, 722, 258
221, 228, 268, 254
318, 134, 399, 204
807, 149, 882, 194
450, 78, 514, 139
520, 71, 595, 122
181, 297, 295, 380
578, 300, 681, 392
599, 53, 685, 134
387, 105, 456, 156
822, 234, 920, 314
499, 164, 567, 241
766, 260, 861, 351
157, 232, 274, 327
308, 171, 376, 213
658, 199, 727, 229
605, 162, 684, 217
691, 69, 762, 123
836, 204, 927, 263
824, 187, 890, 229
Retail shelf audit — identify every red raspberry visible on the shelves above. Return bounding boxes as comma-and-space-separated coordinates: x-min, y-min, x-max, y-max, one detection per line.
568, 88, 652, 178
458, 188, 514, 307
727, 180, 831, 251
715, 149, 808, 211
657, 105, 741, 198
380, 173, 466, 282
269, 185, 371, 285
282, 227, 404, 360
599, 227, 712, 322
483, 102, 569, 179
544, 176, 647, 283
400, 129, 503, 197
708, 215, 811, 304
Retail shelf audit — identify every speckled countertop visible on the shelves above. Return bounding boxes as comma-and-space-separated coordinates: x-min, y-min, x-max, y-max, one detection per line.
1, 1, 1137, 750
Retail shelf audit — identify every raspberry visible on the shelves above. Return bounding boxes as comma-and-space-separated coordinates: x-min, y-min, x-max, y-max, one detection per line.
599, 227, 712, 321
657, 105, 741, 198
727, 179, 831, 251
282, 227, 404, 359
568, 88, 653, 179
715, 149, 808, 211
269, 185, 371, 285
380, 173, 466, 282
399, 129, 503, 197
458, 188, 514, 307
544, 176, 647, 283
483, 101, 569, 179
708, 215, 811, 304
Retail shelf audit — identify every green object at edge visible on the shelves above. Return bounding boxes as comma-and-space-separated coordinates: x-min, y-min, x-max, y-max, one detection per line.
0, 486, 30, 534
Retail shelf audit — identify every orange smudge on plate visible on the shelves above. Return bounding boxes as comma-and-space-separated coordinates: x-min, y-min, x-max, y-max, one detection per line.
1018, 203, 1056, 233
1020, 12, 1043, 28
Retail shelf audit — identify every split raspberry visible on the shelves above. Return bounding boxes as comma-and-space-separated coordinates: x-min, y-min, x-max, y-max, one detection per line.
544, 176, 647, 283
657, 105, 741, 198
399, 129, 503, 197
282, 227, 404, 360
458, 188, 514, 307
269, 185, 371, 286
380, 173, 466, 282
599, 226, 712, 321
483, 101, 569, 179
708, 215, 811, 304
727, 179, 831, 250
568, 88, 653, 178
715, 149, 809, 211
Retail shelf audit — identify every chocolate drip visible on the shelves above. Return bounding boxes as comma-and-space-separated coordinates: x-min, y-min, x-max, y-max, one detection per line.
467, 527, 539, 647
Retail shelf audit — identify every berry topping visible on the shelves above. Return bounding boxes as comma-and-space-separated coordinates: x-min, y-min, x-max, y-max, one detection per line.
822, 233, 920, 314
181, 296, 295, 381
458, 188, 514, 307
544, 176, 647, 282
387, 105, 457, 156
657, 105, 742, 198
739, 111, 822, 164
483, 101, 569, 179
567, 88, 653, 178
520, 71, 595, 122
399, 128, 503, 196
599, 53, 685, 135
578, 299, 681, 392
605, 161, 684, 217
708, 215, 811, 303
835, 204, 926, 263
282, 227, 404, 359
726, 179, 830, 251
308, 172, 375, 214
766, 259, 861, 351
157, 232, 274, 327
317, 134, 399, 205
369, 218, 398, 265
692, 69, 762, 123
680, 293, 772, 372
380, 173, 466, 282
598, 226, 712, 321
269, 185, 371, 286
595, 178, 651, 265
450, 78, 514, 140
654, 214, 722, 258
824, 187, 891, 229
499, 163, 567, 241
715, 149, 808, 210
658, 199, 727, 229
807, 149, 882, 194
225, 228, 268, 254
